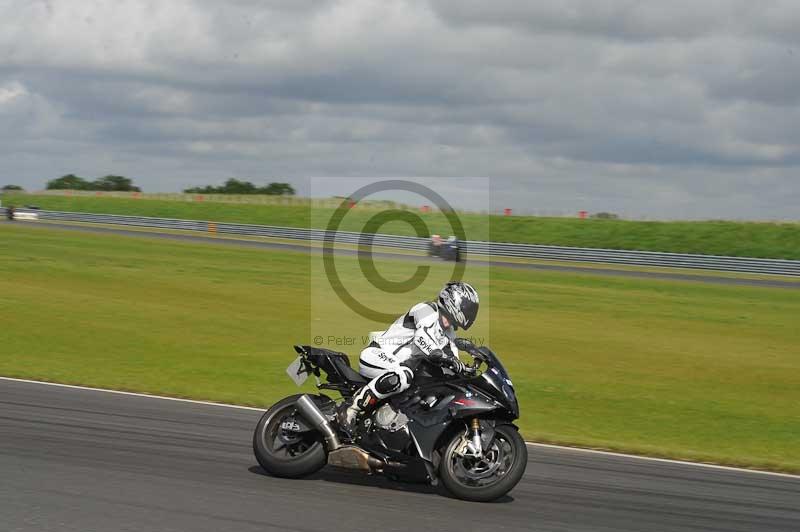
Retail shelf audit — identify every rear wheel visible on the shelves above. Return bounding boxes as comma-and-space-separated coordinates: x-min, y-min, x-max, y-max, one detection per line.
252, 395, 327, 478
439, 423, 527, 502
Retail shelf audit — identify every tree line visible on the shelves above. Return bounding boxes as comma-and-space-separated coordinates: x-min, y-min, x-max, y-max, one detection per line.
46, 174, 142, 192
184, 178, 295, 195
2, 176, 296, 196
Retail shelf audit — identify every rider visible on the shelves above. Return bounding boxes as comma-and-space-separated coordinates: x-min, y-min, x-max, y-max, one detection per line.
340, 281, 480, 434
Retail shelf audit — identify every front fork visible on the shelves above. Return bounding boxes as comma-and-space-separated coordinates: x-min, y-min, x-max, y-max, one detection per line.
463, 418, 483, 457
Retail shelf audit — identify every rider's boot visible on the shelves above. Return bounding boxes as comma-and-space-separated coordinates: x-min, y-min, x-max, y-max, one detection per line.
338, 386, 378, 440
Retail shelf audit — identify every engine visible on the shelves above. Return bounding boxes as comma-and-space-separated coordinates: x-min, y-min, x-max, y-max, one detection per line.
371, 404, 411, 453
373, 403, 409, 432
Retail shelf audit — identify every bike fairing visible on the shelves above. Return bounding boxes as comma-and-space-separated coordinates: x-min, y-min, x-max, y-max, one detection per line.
252, 282, 527, 501
252, 339, 526, 501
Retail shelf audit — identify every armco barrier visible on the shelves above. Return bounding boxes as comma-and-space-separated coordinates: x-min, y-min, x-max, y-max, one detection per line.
4, 208, 800, 276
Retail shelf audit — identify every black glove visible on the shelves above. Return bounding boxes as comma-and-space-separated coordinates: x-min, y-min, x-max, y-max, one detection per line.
429, 349, 468, 375
428, 348, 447, 365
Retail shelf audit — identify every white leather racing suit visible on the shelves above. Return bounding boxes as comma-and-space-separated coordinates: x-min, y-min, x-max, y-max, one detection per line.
350, 301, 461, 412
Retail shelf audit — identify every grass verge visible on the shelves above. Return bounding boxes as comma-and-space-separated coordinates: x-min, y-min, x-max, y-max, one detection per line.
1, 223, 798, 473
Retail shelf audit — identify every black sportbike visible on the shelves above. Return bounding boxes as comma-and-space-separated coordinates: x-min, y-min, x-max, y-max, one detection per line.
252, 338, 527, 502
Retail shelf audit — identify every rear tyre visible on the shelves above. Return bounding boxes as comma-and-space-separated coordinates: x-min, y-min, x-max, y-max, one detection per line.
439, 423, 528, 502
253, 395, 327, 478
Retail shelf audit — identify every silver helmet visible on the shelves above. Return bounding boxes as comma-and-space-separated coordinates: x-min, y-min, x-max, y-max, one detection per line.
438, 282, 479, 330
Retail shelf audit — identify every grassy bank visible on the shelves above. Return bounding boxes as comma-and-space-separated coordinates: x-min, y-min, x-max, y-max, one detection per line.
1, 222, 798, 472
3, 192, 799, 259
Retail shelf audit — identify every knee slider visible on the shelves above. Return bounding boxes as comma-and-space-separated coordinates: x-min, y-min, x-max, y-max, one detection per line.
374, 372, 401, 395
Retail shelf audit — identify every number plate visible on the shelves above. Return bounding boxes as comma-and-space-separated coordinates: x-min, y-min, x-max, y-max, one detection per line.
286, 356, 308, 387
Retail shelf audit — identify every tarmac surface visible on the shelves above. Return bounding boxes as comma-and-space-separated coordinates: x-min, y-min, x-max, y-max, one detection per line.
2, 378, 798, 532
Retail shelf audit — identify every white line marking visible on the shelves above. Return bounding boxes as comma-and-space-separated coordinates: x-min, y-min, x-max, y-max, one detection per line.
0, 376, 263, 411
1, 376, 798, 479
525, 442, 800, 479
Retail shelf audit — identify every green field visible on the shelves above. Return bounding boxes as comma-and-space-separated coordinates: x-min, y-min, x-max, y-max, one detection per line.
1, 222, 799, 473
4, 192, 800, 259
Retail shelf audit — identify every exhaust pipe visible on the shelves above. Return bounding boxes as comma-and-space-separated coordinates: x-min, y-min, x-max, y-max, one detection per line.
328, 446, 398, 472
295, 395, 341, 450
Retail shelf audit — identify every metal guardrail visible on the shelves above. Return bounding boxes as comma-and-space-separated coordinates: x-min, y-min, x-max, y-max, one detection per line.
4, 208, 800, 276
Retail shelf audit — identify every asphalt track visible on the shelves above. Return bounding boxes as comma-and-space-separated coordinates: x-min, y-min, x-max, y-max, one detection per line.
7, 220, 800, 289
1, 378, 799, 532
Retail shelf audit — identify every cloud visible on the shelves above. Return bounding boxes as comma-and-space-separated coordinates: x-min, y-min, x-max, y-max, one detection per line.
0, 0, 798, 219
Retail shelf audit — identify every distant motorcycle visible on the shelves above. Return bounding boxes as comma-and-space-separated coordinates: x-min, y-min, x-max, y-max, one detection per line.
428, 235, 461, 262
253, 338, 527, 502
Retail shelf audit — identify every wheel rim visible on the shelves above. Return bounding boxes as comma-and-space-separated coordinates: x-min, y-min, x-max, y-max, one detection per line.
447, 432, 516, 488
261, 406, 321, 460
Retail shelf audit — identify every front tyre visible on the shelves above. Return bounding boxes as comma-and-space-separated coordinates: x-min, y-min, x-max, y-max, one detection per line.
439, 424, 528, 502
253, 395, 327, 478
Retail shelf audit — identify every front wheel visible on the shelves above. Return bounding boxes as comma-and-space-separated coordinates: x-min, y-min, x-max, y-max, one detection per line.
439, 424, 528, 502
253, 395, 327, 478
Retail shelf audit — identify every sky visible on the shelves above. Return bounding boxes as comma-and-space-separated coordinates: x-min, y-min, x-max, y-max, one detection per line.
1, 0, 799, 220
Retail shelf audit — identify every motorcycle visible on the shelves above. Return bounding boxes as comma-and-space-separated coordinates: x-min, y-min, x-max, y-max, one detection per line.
252, 338, 527, 502
428, 235, 461, 262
